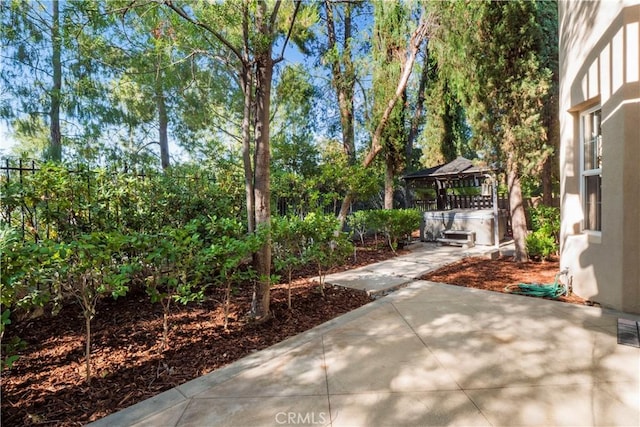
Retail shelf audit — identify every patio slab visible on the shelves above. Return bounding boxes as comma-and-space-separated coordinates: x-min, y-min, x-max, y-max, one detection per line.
322, 271, 411, 295
320, 242, 503, 296
90, 243, 640, 427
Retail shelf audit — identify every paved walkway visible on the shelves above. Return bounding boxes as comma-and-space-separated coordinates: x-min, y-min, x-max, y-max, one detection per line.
90, 243, 640, 427
320, 242, 507, 296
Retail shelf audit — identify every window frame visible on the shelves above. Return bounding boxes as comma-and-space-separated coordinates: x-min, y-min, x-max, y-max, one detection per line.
579, 105, 602, 235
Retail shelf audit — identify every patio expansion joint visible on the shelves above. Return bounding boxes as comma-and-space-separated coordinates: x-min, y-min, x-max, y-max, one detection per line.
320, 335, 333, 425
389, 300, 467, 395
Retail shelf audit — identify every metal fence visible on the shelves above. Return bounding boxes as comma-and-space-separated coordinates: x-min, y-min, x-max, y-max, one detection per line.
0, 158, 221, 242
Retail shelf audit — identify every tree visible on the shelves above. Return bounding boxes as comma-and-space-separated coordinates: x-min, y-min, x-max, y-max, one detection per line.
421, 66, 472, 166
372, 0, 410, 209
430, 0, 557, 262
1, 0, 64, 161
322, 0, 360, 163
0, 1, 119, 162
336, 6, 432, 225
162, 0, 312, 320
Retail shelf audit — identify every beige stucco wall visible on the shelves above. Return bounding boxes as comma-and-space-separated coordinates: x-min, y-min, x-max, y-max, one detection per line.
559, 1, 640, 313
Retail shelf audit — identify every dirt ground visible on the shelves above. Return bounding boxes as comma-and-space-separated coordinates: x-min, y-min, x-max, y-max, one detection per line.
1, 243, 586, 426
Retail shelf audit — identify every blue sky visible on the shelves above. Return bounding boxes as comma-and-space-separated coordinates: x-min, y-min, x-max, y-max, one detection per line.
0, 122, 16, 155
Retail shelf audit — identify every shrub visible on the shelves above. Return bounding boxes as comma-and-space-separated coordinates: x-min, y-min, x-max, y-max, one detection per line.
301, 213, 353, 296
526, 205, 560, 260
346, 210, 369, 245
271, 215, 306, 309
348, 209, 421, 253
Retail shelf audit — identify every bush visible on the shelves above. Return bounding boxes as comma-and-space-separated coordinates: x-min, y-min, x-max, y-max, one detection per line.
526, 205, 560, 260
347, 209, 421, 253
301, 213, 353, 296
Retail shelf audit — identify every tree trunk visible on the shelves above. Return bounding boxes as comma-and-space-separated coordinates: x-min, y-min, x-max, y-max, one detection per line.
49, 0, 62, 162
384, 155, 394, 209
250, 5, 273, 321
507, 159, 529, 262
241, 66, 255, 233
325, 0, 356, 163
155, 78, 170, 170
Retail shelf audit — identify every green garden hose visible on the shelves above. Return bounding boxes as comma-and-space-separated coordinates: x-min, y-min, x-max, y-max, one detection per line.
505, 269, 569, 299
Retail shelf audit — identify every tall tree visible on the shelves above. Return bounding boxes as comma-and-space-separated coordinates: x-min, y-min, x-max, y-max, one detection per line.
430, 0, 557, 262
108, 5, 189, 170
538, 1, 559, 206
0, 1, 117, 162
372, 0, 410, 209
336, 6, 431, 224
1, 0, 64, 160
162, 0, 311, 320
322, 0, 358, 163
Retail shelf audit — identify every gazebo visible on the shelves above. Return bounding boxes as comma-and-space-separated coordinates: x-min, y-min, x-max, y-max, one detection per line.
403, 157, 508, 247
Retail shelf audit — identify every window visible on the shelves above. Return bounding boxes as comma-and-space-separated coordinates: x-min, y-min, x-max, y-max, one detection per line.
581, 107, 602, 232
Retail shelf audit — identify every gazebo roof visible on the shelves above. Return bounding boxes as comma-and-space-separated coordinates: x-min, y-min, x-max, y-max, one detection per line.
402, 157, 495, 181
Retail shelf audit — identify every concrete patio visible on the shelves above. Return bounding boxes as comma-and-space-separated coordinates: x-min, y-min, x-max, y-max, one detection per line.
90, 245, 640, 427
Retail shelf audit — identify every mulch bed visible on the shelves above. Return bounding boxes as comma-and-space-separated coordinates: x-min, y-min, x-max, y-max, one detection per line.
1, 239, 399, 426
2, 243, 587, 426
421, 255, 589, 306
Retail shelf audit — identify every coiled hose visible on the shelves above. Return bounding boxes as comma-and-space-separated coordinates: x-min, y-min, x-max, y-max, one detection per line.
505, 269, 570, 299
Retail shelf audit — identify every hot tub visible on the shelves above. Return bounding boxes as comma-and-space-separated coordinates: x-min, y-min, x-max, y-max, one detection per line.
421, 209, 507, 246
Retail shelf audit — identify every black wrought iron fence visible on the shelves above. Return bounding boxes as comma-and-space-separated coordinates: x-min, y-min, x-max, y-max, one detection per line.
0, 158, 224, 242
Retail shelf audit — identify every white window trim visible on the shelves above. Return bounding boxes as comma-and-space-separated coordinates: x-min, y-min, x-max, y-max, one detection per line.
579, 105, 602, 237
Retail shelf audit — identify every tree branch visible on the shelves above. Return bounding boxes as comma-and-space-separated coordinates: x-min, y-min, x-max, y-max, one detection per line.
274, 0, 301, 64
162, 0, 244, 63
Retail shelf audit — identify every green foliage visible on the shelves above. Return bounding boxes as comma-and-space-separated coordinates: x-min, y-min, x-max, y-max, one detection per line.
0, 162, 241, 242
55, 231, 135, 383
526, 205, 560, 260
0, 224, 25, 369
271, 215, 306, 309
528, 205, 560, 234
347, 210, 369, 245
367, 209, 421, 253
347, 209, 421, 253
203, 218, 264, 330
300, 213, 353, 296
430, 0, 557, 174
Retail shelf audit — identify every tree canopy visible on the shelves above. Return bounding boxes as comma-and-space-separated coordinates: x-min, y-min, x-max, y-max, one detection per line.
0, 0, 560, 297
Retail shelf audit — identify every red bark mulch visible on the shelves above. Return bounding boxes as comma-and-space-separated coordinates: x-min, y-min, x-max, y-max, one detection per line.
421, 255, 589, 306
2, 243, 587, 426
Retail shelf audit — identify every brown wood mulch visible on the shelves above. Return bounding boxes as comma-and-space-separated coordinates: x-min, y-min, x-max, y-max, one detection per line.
2, 243, 585, 426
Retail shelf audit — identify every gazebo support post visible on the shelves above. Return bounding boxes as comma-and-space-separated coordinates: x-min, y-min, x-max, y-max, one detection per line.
491, 174, 499, 249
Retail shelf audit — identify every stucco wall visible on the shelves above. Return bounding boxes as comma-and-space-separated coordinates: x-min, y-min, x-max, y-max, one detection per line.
559, 1, 640, 313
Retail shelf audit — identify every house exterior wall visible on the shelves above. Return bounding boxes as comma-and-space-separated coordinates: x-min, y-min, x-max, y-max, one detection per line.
559, 1, 640, 313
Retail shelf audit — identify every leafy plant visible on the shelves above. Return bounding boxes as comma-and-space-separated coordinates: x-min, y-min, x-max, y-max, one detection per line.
142, 226, 206, 351
347, 210, 369, 245
271, 215, 306, 310
55, 232, 133, 384
526, 205, 560, 260
355, 209, 421, 253
0, 309, 24, 370
205, 219, 264, 330
301, 213, 353, 296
